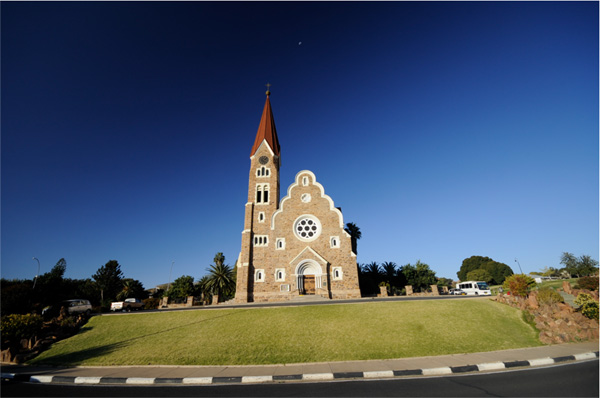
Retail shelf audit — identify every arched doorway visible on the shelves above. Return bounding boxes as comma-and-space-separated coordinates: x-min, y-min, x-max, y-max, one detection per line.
295, 260, 323, 295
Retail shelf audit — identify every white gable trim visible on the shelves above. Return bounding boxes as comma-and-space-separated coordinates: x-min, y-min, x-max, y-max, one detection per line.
272, 170, 345, 230
250, 140, 275, 158
289, 246, 328, 266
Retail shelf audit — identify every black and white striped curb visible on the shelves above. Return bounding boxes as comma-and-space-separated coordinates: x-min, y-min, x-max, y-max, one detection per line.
2, 352, 598, 385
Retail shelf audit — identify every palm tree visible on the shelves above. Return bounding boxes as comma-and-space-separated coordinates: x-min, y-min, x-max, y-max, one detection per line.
364, 262, 382, 279
196, 275, 212, 304
116, 279, 134, 301
205, 252, 235, 302
381, 261, 397, 285
344, 222, 361, 255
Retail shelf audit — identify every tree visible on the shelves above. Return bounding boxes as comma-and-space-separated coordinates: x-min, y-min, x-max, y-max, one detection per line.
34, 258, 69, 307
436, 277, 454, 289
560, 252, 577, 276
381, 262, 397, 285
357, 263, 379, 296
401, 260, 437, 293
92, 260, 123, 305
117, 279, 146, 301
205, 253, 235, 302
457, 256, 492, 282
1, 279, 34, 315
466, 269, 494, 284
558, 253, 598, 278
196, 275, 212, 304
560, 252, 578, 277
48, 258, 66, 280
344, 222, 361, 255
577, 255, 599, 277
364, 262, 382, 278
166, 275, 195, 299
457, 256, 513, 285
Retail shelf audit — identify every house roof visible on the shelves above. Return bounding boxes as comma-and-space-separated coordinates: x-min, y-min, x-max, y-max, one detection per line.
250, 92, 280, 157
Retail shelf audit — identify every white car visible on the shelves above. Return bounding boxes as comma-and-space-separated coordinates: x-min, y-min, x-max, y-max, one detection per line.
110, 298, 144, 312
42, 299, 92, 318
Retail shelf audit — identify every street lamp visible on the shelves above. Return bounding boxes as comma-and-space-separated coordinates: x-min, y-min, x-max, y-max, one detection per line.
32, 257, 40, 289
167, 261, 174, 292
514, 258, 523, 274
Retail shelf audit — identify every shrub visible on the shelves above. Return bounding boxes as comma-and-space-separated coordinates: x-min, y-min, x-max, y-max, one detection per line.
575, 276, 599, 291
574, 293, 599, 320
502, 274, 536, 297
1, 313, 43, 345
581, 301, 599, 320
536, 287, 564, 306
521, 310, 536, 329
143, 298, 160, 310
59, 317, 77, 329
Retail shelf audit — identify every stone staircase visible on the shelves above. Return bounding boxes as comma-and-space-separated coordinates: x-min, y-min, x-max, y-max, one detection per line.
558, 291, 577, 308
290, 294, 329, 302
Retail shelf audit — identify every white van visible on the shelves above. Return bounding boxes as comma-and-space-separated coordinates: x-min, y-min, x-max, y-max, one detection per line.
456, 281, 491, 295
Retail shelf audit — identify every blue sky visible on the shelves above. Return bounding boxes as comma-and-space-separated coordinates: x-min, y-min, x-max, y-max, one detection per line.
2, 2, 598, 289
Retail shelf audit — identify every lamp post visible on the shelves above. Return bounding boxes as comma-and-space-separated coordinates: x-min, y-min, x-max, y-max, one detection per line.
514, 258, 523, 274
167, 261, 174, 292
32, 257, 40, 289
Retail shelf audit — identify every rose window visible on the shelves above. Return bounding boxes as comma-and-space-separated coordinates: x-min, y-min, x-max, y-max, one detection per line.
293, 216, 321, 241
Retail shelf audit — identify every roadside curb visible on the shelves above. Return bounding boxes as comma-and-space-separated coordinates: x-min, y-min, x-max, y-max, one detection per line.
2, 352, 598, 385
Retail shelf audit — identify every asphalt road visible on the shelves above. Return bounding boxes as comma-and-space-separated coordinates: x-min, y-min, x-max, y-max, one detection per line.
3, 360, 597, 397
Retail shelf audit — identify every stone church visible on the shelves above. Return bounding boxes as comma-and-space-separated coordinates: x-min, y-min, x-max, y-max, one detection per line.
234, 91, 362, 303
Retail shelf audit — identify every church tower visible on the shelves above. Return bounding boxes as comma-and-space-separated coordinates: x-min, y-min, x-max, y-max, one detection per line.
235, 89, 280, 303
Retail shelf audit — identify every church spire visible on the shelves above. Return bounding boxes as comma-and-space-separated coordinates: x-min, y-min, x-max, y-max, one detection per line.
250, 88, 280, 157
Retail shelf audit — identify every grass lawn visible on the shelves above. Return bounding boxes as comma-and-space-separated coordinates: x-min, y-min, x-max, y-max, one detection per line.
29, 299, 541, 366
536, 278, 577, 291
489, 278, 577, 295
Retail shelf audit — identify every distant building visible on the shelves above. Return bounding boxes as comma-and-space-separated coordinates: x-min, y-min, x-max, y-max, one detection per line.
146, 283, 170, 298
234, 91, 362, 303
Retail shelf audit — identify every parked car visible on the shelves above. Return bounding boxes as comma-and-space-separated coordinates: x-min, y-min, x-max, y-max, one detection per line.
110, 298, 144, 312
449, 288, 467, 296
42, 299, 92, 319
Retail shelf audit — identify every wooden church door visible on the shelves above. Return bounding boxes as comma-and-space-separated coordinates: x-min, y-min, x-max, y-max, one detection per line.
304, 276, 316, 295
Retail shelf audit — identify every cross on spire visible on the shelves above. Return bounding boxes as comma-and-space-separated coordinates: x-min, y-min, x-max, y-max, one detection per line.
265, 82, 271, 96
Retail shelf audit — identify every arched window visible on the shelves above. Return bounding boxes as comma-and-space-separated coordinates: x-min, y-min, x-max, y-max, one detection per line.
255, 269, 265, 282
276, 238, 285, 250
256, 167, 271, 177
256, 184, 269, 204
332, 267, 343, 280
254, 235, 268, 247
275, 269, 285, 281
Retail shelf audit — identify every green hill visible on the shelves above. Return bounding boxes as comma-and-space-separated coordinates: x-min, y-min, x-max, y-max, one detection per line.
30, 299, 541, 366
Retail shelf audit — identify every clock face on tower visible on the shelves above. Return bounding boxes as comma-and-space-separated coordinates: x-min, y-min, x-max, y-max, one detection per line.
259, 156, 269, 165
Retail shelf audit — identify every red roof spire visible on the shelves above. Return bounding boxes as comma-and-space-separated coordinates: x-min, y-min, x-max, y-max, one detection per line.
250, 88, 280, 157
